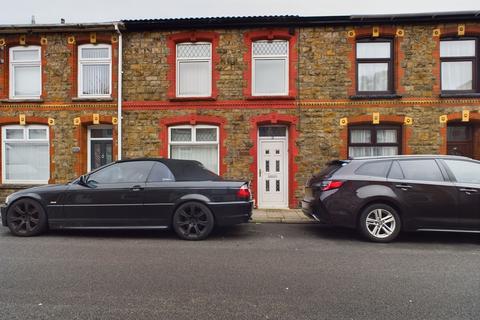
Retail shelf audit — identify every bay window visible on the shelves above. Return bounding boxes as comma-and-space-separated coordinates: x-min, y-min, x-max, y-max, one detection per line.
356, 40, 393, 94
9, 46, 42, 99
176, 42, 212, 97
2, 125, 50, 184
348, 125, 401, 157
78, 44, 112, 97
440, 39, 477, 92
168, 125, 219, 173
252, 40, 289, 96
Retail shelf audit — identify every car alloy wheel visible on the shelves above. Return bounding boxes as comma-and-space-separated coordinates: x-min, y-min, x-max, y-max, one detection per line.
173, 202, 214, 240
360, 204, 401, 242
7, 199, 48, 237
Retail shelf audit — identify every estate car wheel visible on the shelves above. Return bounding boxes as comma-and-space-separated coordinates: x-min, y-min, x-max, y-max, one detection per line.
6, 199, 48, 237
359, 204, 401, 243
172, 202, 214, 241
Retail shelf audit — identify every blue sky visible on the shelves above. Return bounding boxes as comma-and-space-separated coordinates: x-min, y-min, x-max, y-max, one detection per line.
1, 0, 479, 24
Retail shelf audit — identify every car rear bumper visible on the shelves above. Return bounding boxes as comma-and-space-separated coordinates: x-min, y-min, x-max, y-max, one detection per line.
209, 200, 253, 226
1, 205, 7, 227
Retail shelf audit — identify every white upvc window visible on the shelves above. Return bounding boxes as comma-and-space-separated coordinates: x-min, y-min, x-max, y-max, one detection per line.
2, 125, 50, 184
252, 40, 289, 96
440, 39, 476, 92
78, 44, 112, 97
168, 125, 219, 174
176, 42, 212, 97
9, 46, 42, 99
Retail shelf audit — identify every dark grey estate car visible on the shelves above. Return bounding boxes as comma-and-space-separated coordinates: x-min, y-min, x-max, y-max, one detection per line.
302, 155, 480, 242
1, 158, 253, 240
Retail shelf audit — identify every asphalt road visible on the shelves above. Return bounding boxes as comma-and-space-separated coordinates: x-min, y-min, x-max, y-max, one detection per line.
0, 223, 479, 320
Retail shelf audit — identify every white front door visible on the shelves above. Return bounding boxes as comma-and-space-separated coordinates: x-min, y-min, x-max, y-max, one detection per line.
258, 133, 288, 208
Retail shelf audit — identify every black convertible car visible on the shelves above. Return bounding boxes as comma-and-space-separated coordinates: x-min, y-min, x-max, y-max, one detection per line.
1, 158, 253, 240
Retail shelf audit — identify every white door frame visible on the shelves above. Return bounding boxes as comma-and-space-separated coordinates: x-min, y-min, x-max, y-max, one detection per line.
257, 125, 289, 209
87, 124, 113, 172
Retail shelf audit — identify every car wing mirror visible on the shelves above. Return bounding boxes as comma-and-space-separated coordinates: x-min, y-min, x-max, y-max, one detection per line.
78, 174, 89, 187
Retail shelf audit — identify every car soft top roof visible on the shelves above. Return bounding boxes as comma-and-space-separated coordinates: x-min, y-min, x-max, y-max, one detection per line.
117, 158, 222, 181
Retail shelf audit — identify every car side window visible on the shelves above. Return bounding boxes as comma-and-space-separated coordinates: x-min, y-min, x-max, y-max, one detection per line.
88, 161, 154, 184
147, 162, 175, 182
444, 160, 480, 184
387, 161, 404, 179
355, 161, 391, 178
398, 160, 445, 182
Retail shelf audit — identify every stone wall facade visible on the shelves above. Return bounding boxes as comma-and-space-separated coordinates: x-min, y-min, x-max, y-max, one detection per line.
0, 19, 480, 207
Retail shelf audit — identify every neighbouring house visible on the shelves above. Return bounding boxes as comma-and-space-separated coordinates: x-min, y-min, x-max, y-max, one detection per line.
0, 12, 479, 208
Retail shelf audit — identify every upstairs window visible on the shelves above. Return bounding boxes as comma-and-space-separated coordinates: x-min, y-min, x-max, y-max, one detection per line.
349, 125, 400, 157
356, 40, 393, 94
252, 40, 289, 96
2, 125, 49, 184
176, 42, 212, 97
9, 46, 42, 99
440, 39, 477, 92
78, 44, 112, 97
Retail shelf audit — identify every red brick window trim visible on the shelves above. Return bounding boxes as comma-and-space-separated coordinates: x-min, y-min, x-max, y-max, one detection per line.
159, 115, 227, 175
339, 115, 412, 158
243, 29, 298, 100
0, 116, 55, 184
166, 32, 220, 101
0, 36, 46, 101
68, 34, 118, 101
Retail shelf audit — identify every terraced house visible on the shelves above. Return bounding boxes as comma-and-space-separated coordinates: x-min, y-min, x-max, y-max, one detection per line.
0, 11, 479, 208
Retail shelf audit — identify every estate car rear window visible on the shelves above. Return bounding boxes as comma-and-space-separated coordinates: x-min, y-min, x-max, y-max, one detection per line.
355, 161, 391, 178
397, 160, 445, 182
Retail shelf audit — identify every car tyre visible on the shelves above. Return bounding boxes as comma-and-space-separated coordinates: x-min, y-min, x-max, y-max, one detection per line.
6, 198, 48, 237
359, 203, 401, 243
172, 202, 214, 240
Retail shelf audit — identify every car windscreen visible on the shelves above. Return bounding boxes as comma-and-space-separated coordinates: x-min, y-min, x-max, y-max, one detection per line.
163, 160, 222, 181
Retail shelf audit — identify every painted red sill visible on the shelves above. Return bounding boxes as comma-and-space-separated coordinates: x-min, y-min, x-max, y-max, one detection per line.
169, 96, 217, 102
245, 95, 295, 101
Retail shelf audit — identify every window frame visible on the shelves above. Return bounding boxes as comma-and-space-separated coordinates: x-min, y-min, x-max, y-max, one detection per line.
175, 42, 212, 98
251, 39, 289, 96
9, 46, 42, 99
440, 37, 478, 94
1, 124, 50, 184
168, 124, 220, 173
355, 38, 394, 95
348, 125, 402, 158
77, 43, 112, 98
87, 124, 113, 172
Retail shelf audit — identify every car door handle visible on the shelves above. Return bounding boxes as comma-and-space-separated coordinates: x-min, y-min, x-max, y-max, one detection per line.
459, 188, 478, 194
130, 185, 144, 192
395, 184, 412, 190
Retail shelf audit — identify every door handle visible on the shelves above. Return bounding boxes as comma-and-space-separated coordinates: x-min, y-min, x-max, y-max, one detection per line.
395, 184, 412, 190
130, 185, 144, 192
459, 188, 478, 194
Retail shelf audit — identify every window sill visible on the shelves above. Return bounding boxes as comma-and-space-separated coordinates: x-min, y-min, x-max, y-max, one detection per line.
349, 94, 402, 100
0, 184, 39, 190
245, 95, 295, 101
0, 98, 44, 103
439, 93, 480, 99
72, 97, 114, 102
169, 97, 217, 102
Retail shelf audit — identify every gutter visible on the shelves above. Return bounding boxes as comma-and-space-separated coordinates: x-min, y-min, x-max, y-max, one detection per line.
114, 23, 123, 160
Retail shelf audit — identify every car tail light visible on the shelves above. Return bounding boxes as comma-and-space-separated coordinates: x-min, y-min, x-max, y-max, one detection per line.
321, 180, 344, 191
237, 184, 251, 200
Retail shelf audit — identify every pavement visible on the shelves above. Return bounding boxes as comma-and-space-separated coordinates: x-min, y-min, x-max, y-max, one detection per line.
251, 208, 313, 223
1, 224, 479, 320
